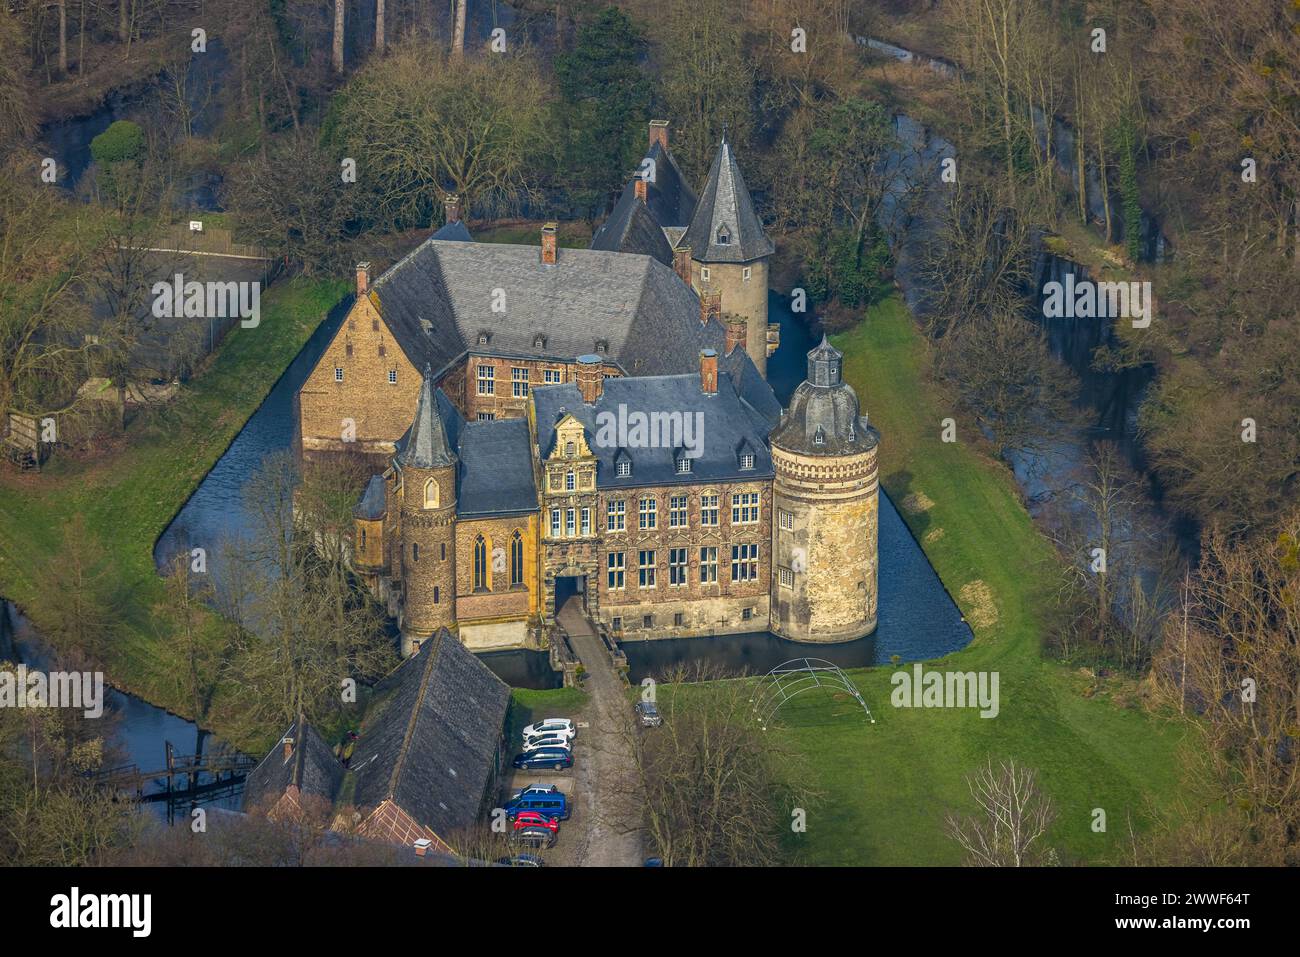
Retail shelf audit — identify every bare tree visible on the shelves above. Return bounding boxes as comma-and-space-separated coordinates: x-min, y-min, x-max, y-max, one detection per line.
945, 757, 1057, 866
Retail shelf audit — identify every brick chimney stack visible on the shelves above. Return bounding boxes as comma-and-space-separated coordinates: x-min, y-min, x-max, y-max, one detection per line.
699, 349, 718, 395
673, 245, 692, 286
541, 222, 558, 265
355, 262, 371, 297
634, 175, 648, 203
443, 194, 461, 224
725, 315, 748, 354
282, 736, 295, 760
576, 354, 603, 404
699, 290, 722, 326
649, 119, 669, 152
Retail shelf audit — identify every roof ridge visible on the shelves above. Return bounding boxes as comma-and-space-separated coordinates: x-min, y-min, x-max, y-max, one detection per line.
385, 630, 444, 802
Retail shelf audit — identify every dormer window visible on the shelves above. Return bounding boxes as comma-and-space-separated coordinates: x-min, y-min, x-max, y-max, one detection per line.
739, 451, 755, 470
675, 456, 692, 475
534, 333, 547, 350
813, 426, 826, 446
617, 458, 632, 478
716, 225, 731, 245
594, 338, 608, 354
477, 331, 490, 346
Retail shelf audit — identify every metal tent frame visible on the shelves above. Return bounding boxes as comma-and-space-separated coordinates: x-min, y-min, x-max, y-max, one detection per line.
749, 658, 876, 729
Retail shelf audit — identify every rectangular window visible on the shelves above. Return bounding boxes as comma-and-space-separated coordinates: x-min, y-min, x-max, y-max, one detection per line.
739, 452, 755, 470
607, 499, 625, 532
580, 508, 591, 536
565, 472, 576, 492
565, 508, 576, 537
477, 365, 494, 395
512, 366, 529, 398
700, 494, 719, 527
388, 369, 397, 384
701, 267, 711, 281
778, 508, 794, 531
607, 552, 625, 590
544, 369, 562, 384
675, 457, 691, 474
742, 266, 752, 281
612, 616, 623, 632
617, 459, 632, 477
669, 495, 688, 528
669, 548, 688, 586
638, 497, 657, 530
334, 367, 344, 382
478, 412, 495, 421
779, 566, 794, 588
638, 550, 657, 588
642, 614, 653, 628
674, 612, 684, 626
732, 492, 760, 525
550, 509, 561, 537
731, 543, 759, 582
700, 547, 718, 584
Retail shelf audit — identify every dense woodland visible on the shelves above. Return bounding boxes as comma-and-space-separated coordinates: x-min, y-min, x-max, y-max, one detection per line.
0, 0, 1297, 866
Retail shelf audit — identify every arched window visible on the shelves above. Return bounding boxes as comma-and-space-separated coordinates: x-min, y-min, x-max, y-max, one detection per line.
423, 478, 439, 509
510, 531, 524, 587
473, 535, 489, 591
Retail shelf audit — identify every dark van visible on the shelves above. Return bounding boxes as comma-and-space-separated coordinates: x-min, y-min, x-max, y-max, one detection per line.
504, 791, 570, 822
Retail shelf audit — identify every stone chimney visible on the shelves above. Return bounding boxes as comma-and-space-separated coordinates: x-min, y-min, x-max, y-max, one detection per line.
541, 222, 558, 265
355, 262, 371, 297
576, 354, 603, 404
649, 119, 670, 152
282, 736, 295, 760
725, 315, 748, 354
699, 349, 718, 395
443, 193, 461, 224
634, 176, 648, 203
699, 290, 722, 326
673, 245, 692, 286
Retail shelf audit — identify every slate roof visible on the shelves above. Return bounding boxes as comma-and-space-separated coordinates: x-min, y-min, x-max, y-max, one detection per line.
532, 369, 776, 489
431, 219, 473, 242
343, 629, 511, 842
397, 367, 457, 469
369, 239, 723, 380
456, 418, 537, 517
770, 337, 880, 455
242, 720, 343, 814
590, 187, 676, 266
681, 137, 774, 264
641, 139, 697, 228
354, 474, 387, 520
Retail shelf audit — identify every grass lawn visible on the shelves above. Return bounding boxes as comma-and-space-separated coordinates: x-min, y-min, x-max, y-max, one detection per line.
0, 278, 347, 738
506, 687, 590, 746
772, 294, 1186, 865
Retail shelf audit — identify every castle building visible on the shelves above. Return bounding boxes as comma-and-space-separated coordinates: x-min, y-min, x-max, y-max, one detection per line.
297, 121, 879, 652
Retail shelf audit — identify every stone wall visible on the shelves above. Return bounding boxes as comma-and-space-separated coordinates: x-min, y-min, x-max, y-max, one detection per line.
692, 258, 769, 376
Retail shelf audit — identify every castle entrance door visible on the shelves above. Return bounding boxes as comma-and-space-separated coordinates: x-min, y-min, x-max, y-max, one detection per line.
554, 573, 586, 615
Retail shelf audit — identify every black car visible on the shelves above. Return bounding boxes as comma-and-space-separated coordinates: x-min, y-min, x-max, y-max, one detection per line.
496, 853, 546, 867
635, 701, 663, 727
512, 747, 574, 771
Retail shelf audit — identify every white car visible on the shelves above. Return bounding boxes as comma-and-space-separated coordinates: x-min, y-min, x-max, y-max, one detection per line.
522, 734, 572, 753
522, 719, 575, 742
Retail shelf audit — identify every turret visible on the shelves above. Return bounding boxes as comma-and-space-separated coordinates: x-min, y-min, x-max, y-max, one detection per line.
769, 336, 880, 642
395, 366, 458, 654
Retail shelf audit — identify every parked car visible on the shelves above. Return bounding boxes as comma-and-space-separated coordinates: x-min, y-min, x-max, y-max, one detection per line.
511, 826, 557, 850
522, 718, 575, 740
511, 783, 560, 800
496, 853, 546, 867
513, 747, 574, 771
522, 734, 572, 753
504, 790, 570, 822
511, 811, 560, 834
635, 701, 663, 727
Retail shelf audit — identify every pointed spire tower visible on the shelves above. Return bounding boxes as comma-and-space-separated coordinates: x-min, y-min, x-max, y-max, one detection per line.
396, 366, 458, 654
680, 135, 776, 376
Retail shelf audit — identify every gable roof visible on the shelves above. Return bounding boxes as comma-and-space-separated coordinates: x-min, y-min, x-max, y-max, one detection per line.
681, 137, 774, 264
641, 139, 697, 228
590, 188, 676, 266
242, 720, 343, 814
532, 370, 776, 489
370, 237, 726, 381
344, 629, 511, 842
354, 474, 387, 520
431, 219, 473, 242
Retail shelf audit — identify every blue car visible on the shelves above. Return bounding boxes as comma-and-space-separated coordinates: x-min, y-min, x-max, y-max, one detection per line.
504, 790, 570, 822
512, 747, 573, 771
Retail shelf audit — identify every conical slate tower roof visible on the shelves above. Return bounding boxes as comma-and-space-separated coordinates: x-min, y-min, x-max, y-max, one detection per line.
398, 366, 456, 469
680, 136, 774, 264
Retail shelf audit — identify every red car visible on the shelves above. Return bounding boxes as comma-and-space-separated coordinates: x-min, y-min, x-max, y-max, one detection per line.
511, 811, 560, 833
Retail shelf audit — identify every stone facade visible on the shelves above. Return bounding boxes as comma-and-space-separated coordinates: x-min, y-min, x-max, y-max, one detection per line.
692, 258, 770, 376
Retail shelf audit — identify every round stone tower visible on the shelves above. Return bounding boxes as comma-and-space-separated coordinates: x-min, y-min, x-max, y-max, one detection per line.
396, 369, 458, 655
769, 336, 880, 642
